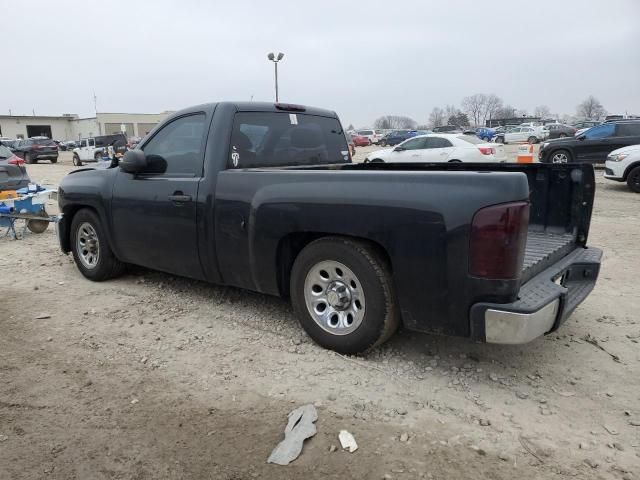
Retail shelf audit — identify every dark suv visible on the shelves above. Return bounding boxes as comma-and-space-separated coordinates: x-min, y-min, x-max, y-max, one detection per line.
13, 137, 59, 164
539, 120, 640, 164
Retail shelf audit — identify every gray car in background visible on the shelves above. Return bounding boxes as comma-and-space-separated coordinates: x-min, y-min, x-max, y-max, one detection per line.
0, 144, 30, 191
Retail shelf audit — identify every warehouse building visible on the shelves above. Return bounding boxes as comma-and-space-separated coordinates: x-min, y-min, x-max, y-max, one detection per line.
0, 111, 173, 140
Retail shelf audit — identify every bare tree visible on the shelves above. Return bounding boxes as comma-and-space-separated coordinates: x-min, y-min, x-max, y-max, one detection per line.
373, 115, 417, 129
534, 105, 551, 119
428, 107, 445, 128
576, 96, 607, 120
346, 123, 355, 131
493, 105, 517, 120
482, 94, 503, 125
461, 94, 487, 127
444, 105, 459, 124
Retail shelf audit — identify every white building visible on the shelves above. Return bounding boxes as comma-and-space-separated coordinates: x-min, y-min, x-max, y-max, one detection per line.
0, 111, 173, 140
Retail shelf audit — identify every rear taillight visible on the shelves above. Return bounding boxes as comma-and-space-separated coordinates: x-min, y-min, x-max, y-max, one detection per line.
8, 156, 25, 165
469, 201, 529, 279
32, 144, 41, 149
478, 146, 495, 155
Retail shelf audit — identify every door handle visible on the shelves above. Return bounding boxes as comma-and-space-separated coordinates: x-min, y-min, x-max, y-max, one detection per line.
168, 193, 192, 203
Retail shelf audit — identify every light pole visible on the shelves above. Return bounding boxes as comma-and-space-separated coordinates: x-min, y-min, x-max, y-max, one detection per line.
267, 52, 284, 102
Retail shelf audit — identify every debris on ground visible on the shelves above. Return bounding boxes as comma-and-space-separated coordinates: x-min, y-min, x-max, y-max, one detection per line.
338, 430, 358, 453
582, 334, 622, 363
267, 404, 318, 465
35, 313, 51, 319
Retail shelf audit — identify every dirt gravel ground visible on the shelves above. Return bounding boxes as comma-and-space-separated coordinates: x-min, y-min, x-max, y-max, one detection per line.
1, 152, 639, 480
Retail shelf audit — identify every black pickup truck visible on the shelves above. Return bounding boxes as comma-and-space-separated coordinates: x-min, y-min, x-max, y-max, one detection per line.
57, 102, 602, 354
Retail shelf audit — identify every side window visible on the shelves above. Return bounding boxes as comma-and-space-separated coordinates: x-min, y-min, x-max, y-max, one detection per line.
142, 114, 206, 175
584, 123, 615, 139
400, 137, 426, 150
424, 137, 452, 149
616, 123, 640, 137
80, 139, 87, 148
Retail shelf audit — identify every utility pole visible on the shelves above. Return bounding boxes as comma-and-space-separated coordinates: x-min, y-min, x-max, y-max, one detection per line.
267, 52, 284, 102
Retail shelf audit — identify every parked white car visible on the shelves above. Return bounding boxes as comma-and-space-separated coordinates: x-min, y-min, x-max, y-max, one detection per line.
364, 134, 507, 163
604, 144, 640, 193
355, 129, 385, 145
495, 126, 548, 144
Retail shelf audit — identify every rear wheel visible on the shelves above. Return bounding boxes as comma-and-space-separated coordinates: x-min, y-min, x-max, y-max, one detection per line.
70, 208, 126, 281
527, 136, 538, 144
290, 237, 399, 354
25, 152, 34, 164
448, 159, 462, 163
26, 210, 49, 234
50, 157, 57, 164
496, 136, 505, 144
379, 140, 387, 147
551, 149, 571, 164
94, 151, 103, 161
370, 158, 384, 163
627, 166, 640, 193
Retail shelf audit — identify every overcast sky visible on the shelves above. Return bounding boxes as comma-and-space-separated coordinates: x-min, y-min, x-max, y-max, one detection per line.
3, 0, 639, 127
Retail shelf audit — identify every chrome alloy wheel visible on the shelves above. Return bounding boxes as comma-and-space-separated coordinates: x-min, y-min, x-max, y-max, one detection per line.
303, 260, 365, 335
552, 152, 569, 163
76, 222, 100, 269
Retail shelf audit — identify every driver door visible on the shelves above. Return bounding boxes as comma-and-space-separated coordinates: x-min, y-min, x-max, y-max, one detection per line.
110, 113, 208, 278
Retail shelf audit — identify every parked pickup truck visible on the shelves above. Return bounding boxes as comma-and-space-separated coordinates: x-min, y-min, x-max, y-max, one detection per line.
57, 102, 602, 354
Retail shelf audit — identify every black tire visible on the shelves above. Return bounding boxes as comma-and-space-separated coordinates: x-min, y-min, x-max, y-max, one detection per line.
550, 149, 572, 164
94, 151, 103, 161
627, 166, 640, 193
70, 208, 125, 281
73, 154, 82, 166
527, 136, 538, 144
559, 133, 567, 138
50, 156, 58, 164
25, 152, 34, 164
496, 136, 505, 144
448, 159, 462, 163
370, 158, 384, 163
290, 237, 400, 354
26, 210, 49, 234
380, 140, 387, 147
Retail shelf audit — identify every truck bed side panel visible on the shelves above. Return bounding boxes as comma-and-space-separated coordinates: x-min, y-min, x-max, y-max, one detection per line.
214, 170, 530, 338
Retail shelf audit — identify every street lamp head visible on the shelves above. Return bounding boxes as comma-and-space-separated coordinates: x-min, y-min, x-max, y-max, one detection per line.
267, 52, 275, 61
276, 52, 284, 61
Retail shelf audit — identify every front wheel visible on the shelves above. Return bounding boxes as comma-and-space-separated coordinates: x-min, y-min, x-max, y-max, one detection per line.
527, 136, 538, 144
627, 166, 640, 193
73, 154, 82, 166
551, 149, 571, 164
379, 140, 386, 147
290, 237, 399, 354
70, 209, 125, 281
496, 136, 505, 144
25, 152, 34, 164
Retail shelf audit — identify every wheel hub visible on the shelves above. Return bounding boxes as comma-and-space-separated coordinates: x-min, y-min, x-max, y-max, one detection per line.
303, 260, 366, 335
326, 281, 351, 310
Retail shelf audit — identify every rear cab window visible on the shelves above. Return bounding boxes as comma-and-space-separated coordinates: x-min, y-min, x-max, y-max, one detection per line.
32, 138, 55, 145
229, 112, 349, 168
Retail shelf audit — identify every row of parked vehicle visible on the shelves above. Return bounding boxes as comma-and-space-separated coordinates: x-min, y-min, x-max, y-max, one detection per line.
0, 135, 143, 165
348, 119, 640, 193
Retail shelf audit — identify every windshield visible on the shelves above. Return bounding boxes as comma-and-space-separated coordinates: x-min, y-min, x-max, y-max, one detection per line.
0, 145, 12, 158
457, 135, 484, 144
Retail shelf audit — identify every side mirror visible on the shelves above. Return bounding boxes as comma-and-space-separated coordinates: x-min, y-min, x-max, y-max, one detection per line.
120, 149, 148, 173
577, 135, 586, 141
393, 146, 405, 152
